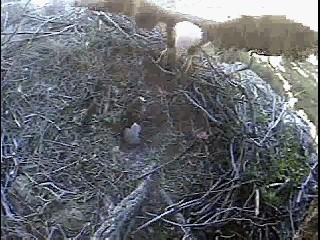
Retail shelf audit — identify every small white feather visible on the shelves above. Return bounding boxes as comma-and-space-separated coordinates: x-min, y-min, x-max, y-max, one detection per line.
123, 122, 142, 145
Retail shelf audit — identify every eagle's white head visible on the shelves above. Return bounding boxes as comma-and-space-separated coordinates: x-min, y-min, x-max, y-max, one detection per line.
174, 21, 203, 56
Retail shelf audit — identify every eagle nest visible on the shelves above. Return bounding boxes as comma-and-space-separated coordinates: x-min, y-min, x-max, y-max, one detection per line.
1, 5, 318, 240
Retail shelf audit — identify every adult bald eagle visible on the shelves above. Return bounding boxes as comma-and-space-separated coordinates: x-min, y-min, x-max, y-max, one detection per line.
75, 0, 318, 68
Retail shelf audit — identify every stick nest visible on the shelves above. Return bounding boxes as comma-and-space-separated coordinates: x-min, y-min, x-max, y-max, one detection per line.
1, 4, 318, 239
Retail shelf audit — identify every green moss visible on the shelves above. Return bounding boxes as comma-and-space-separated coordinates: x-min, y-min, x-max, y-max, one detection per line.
261, 188, 284, 206
272, 128, 309, 183
245, 126, 310, 206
